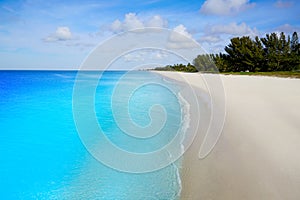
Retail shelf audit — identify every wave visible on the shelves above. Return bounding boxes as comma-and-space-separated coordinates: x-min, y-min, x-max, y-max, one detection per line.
176, 91, 191, 199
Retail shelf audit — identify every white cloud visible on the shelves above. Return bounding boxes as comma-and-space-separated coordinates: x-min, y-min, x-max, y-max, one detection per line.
207, 22, 259, 37
44, 26, 73, 42
200, 0, 255, 16
110, 13, 167, 33
123, 52, 145, 62
154, 51, 168, 59
172, 24, 193, 40
274, 24, 300, 34
108, 14, 196, 49
110, 20, 122, 32
274, 0, 293, 8
122, 13, 144, 30
167, 24, 197, 49
146, 15, 168, 28
121, 50, 169, 63
198, 35, 222, 43
201, 43, 226, 54
199, 22, 259, 53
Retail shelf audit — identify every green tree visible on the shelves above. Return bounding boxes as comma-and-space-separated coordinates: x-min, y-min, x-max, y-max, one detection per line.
212, 53, 229, 72
291, 32, 300, 69
261, 33, 277, 71
291, 32, 299, 55
193, 54, 217, 72
186, 63, 198, 72
278, 32, 292, 70
224, 36, 264, 72
260, 32, 291, 71
252, 36, 266, 71
155, 63, 197, 72
189, 32, 299, 73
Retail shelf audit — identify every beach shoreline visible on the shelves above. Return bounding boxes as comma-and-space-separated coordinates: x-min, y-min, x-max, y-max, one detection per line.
155, 71, 300, 200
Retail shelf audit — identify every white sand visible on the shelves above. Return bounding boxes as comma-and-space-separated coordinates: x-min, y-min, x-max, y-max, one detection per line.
155, 72, 300, 200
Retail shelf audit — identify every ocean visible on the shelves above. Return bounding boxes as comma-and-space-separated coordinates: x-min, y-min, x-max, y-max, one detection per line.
0, 71, 188, 199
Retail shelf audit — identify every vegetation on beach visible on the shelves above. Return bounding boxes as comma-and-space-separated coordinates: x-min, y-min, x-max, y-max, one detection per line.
154, 63, 197, 72
221, 71, 300, 78
154, 32, 300, 77
212, 31, 300, 72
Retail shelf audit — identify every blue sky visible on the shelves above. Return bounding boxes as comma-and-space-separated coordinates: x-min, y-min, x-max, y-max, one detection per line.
0, 0, 299, 69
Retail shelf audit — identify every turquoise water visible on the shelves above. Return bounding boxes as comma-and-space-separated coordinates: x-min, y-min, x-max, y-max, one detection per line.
0, 71, 184, 199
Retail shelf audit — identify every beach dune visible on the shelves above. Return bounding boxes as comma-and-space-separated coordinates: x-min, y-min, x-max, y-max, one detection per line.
157, 72, 300, 200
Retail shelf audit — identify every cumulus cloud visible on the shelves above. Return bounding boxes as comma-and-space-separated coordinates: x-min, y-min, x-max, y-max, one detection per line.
154, 51, 168, 59
44, 26, 73, 42
108, 14, 196, 50
170, 24, 193, 41
110, 13, 167, 33
146, 15, 168, 28
167, 24, 197, 49
198, 22, 259, 53
274, 0, 293, 8
110, 20, 123, 32
274, 24, 300, 33
198, 35, 222, 43
123, 49, 169, 62
207, 22, 259, 37
123, 51, 145, 62
200, 0, 255, 16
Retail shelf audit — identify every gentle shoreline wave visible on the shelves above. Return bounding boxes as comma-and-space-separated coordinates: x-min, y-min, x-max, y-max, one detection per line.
159, 74, 192, 200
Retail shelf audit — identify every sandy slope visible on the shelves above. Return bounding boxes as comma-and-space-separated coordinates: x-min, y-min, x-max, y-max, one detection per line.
155, 72, 300, 200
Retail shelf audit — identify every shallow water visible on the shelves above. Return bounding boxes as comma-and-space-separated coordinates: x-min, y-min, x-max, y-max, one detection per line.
0, 71, 186, 199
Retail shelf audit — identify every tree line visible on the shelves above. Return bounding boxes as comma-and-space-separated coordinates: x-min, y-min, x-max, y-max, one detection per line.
154, 63, 198, 72
195, 32, 300, 72
155, 32, 300, 73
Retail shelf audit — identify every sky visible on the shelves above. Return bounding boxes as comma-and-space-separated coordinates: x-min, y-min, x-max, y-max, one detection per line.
0, 0, 299, 69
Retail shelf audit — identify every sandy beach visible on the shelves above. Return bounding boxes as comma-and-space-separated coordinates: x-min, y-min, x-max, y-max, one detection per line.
156, 72, 300, 200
